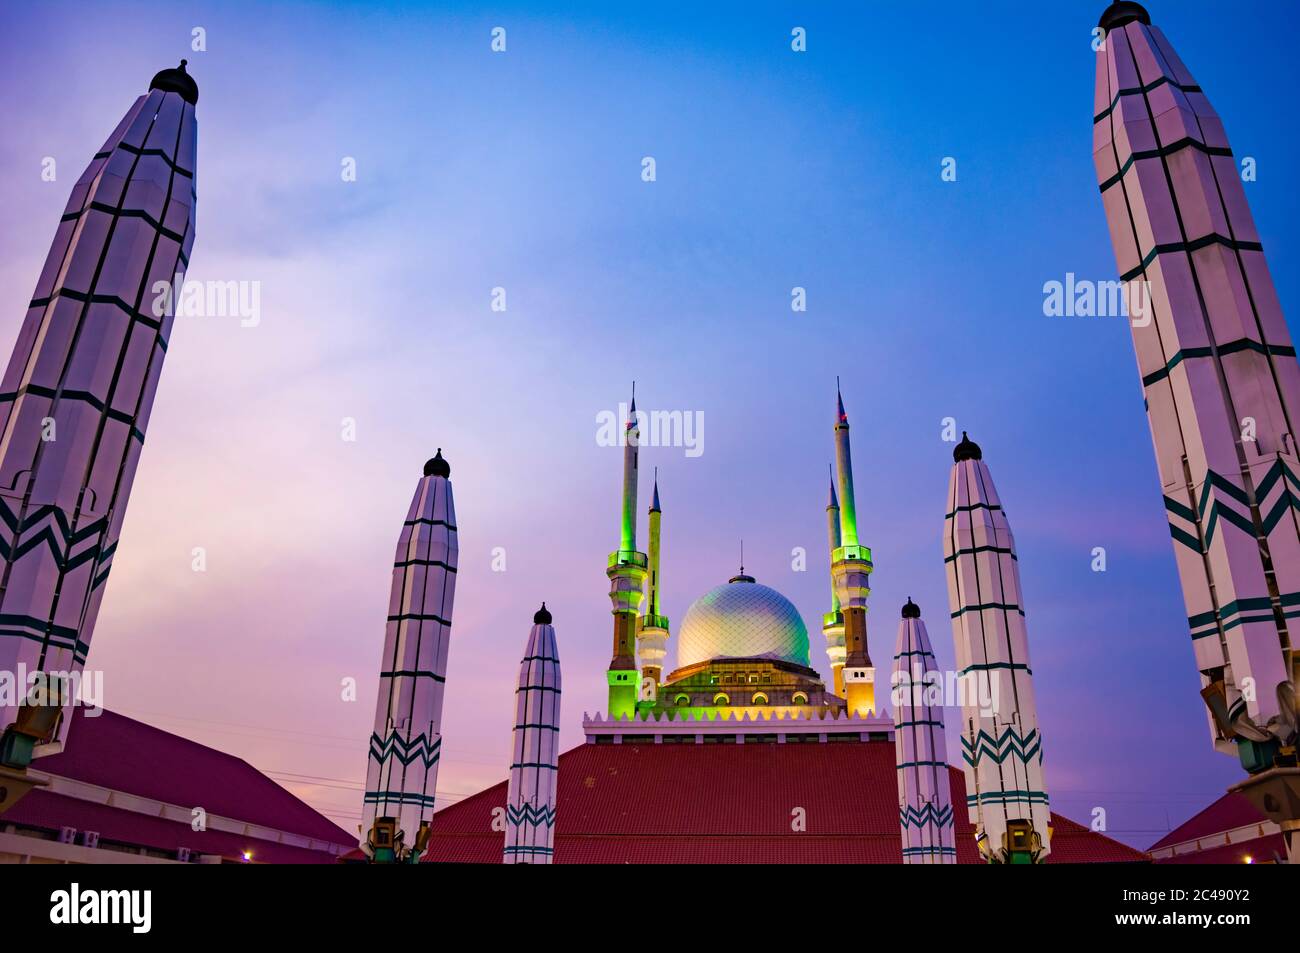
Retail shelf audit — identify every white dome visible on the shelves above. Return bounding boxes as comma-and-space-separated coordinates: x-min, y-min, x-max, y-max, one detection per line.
676, 576, 810, 669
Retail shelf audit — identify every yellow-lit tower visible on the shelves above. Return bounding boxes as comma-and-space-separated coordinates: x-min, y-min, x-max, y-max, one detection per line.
638, 472, 669, 704
822, 468, 846, 697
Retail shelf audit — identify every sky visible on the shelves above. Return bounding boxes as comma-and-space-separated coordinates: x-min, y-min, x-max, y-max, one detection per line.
1, 0, 1298, 850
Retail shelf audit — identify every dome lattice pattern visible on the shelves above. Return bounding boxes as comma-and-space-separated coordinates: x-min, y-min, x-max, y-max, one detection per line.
677, 579, 810, 669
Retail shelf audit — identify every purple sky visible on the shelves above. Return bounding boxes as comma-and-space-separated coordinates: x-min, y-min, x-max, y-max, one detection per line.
3, 0, 1298, 848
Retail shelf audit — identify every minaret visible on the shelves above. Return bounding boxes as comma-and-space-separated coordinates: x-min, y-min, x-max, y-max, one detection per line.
1093, 1, 1300, 859
830, 384, 875, 715
620, 389, 639, 555
361, 450, 458, 863
503, 604, 561, 864
0, 63, 198, 772
822, 469, 846, 697
944, 434, 1050, 863
638, 472, 669, 700
606, 390, 646, 720
893, 599, 956, 864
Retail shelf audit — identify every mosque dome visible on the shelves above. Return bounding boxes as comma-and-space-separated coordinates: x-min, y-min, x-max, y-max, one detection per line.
676, 575, 810, 669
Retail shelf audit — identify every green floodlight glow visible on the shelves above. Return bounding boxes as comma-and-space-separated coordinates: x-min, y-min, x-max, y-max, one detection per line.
621, 510, 636, 554
839, 507, 858, 549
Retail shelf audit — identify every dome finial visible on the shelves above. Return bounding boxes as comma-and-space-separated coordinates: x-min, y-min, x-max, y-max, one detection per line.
424, 448, 450, 478
953, 431, 982, 463
1098, 2, 1150, 32
729, 541, 756, 584
533, 602, 552, 625
149, 59, 199, 105
902, 597, 921, 619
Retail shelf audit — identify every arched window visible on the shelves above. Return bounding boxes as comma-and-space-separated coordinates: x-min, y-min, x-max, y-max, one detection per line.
791, 692, 809, 705
751, 692, 769, 705
674, 694, 691, 706
712, 693, 730, 706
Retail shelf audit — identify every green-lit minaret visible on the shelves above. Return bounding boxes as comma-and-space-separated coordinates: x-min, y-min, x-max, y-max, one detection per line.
606, 390, 647, 720
834, 383, 860, 548
831, 383, 875, 715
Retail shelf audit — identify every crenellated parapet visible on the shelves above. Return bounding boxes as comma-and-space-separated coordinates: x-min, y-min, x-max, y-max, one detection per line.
582, 705, 894, 744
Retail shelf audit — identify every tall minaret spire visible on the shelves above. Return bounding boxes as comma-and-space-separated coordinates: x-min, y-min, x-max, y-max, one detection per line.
823, 464, 846, 697
503, 604, 561, 864
1094, 1, 1300, 860
638, 470, 669, 697
620, 383, 639, 554
361, 450, 459, 863
829, 383, 875, 714
0, 64, 199, 774
834, 377, 860, 548
893, 599, 956, 864
944, 433, 1050, 863
606, 388, 647, 720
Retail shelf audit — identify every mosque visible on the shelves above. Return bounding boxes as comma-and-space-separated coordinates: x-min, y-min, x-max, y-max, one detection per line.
396, 390, 1147, 864
2, 2, 1295, 866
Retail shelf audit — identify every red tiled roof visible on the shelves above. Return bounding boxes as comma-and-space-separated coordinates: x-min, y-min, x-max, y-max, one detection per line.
1148, 792, 1267, 851
422, 740, 1148, 863
1154, 835, 1286, 864
8, 790, 345, 864
1147, 791, 1287, 864
5, 708, 354, 863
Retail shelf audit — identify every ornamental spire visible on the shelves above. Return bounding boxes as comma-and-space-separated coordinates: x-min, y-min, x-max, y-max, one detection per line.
944, 437, 1049, 862
362, 454, 459, 862
893, 600, 956, 863
503, 606, 561, 863
1093, 0, 1299, 860
0, 66, 198, 763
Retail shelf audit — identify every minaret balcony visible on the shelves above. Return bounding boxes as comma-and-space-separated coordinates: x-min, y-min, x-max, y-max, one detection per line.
607, 550, 648, 570
831, 544, 872, 566
640, 613, 670, 631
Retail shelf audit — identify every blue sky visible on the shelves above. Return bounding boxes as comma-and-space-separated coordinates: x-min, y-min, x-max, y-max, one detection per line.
1, 0, 1297, 847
